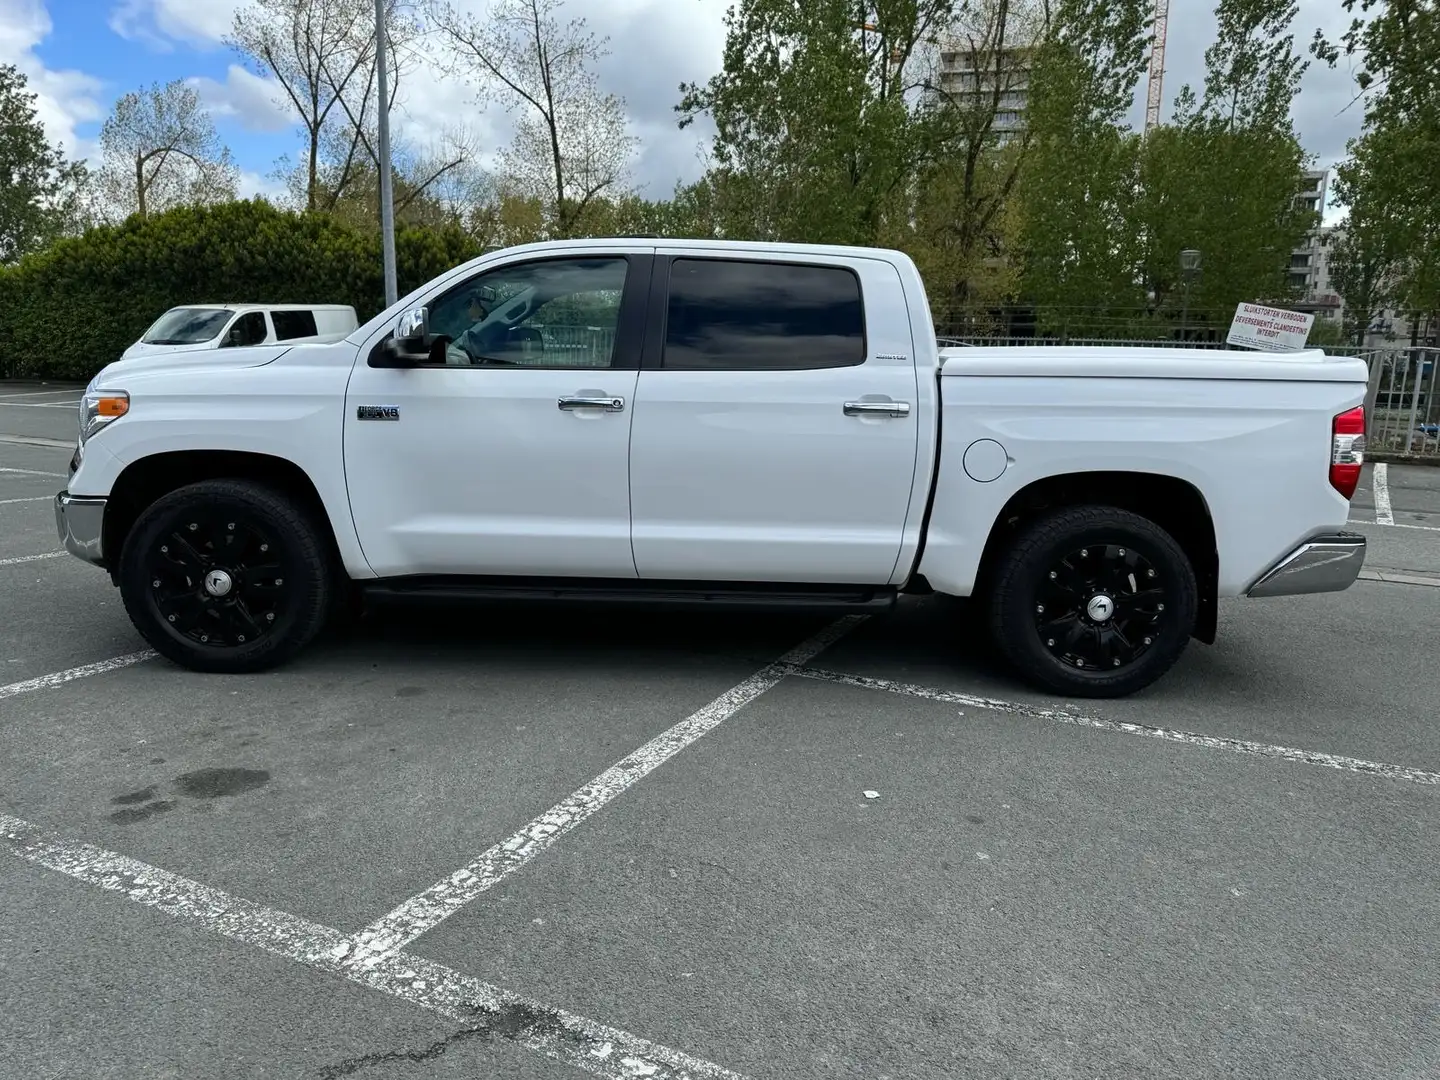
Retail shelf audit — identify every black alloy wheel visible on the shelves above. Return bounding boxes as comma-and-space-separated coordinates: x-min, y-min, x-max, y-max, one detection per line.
987, 505, 1197, 698
118, 480, 333, 673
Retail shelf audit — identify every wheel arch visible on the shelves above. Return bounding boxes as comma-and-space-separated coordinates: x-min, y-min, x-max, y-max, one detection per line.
973, 470, 1219, 645
104, 450, 346, 588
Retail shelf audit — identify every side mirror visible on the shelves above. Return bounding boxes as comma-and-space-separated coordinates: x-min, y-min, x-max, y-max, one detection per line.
369, 306, 431, 369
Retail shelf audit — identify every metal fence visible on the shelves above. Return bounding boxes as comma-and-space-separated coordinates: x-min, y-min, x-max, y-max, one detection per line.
1364, 347, 1440, 461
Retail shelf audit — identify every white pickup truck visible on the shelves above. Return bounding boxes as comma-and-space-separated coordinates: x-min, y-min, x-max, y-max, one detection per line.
56, 238, 1370, 697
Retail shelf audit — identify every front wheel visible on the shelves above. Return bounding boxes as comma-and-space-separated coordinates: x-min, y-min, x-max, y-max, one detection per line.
118, 480, 334, 673
986, 506, 1197, 698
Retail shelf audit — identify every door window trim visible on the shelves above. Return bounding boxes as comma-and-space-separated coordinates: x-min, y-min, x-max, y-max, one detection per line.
644, 254, 869, 372
379, 253, 654, 372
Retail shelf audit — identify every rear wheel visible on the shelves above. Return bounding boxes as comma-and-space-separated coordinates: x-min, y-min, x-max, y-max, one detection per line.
986, 505, 1197, 698
118, 480, 333, 673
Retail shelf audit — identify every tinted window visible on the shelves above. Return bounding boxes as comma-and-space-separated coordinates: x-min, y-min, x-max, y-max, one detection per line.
142, 307, 231, 345
272, 309, 319, 340
662, 259, 865, 370
426, 257, 629, 369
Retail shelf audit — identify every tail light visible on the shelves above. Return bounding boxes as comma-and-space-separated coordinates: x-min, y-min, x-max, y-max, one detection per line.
1330, 406, 1365, 499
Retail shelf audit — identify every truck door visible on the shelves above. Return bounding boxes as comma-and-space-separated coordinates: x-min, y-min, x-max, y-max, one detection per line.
627, 253, 920, 584
343, 251, 652, 579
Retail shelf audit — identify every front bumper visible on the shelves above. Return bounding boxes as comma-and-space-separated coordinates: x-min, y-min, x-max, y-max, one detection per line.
1246, 532, 1366, 598
54, 491, 107, 566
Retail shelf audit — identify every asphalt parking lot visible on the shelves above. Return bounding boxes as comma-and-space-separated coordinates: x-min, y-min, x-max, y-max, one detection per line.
2, 379, 1439, 1080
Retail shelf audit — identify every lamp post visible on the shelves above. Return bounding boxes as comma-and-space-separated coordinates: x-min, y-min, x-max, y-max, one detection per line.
375, 0, 397, 308
1179, 248, 1201, 341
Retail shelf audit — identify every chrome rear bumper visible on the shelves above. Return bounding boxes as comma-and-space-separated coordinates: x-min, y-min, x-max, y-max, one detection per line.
1246, 532, 1366, 598
54, 491, 107, 566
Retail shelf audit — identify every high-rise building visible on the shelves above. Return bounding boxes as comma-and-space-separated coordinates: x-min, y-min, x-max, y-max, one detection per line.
935, 44, 1035, 142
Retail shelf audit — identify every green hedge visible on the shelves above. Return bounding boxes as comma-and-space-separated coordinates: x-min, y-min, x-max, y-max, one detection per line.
0, 199, 483, 380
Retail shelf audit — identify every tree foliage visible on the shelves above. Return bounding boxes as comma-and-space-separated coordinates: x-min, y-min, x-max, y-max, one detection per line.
429, 0, 638, 238
0, 64, 88, 264
1315, 1, 1439, 333
95, 80, 239, 221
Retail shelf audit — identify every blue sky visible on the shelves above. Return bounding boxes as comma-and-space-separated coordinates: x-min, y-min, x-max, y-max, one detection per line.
5, 0, 1365, 216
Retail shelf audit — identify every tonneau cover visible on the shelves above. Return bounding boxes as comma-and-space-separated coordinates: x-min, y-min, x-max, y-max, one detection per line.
938, 345, 1368, 383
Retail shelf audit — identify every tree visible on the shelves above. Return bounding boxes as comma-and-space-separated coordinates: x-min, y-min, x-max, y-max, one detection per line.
96, 81, 238, 221
429, 0, 638, 238
229, 0, 420, 212
1014, 0, 1152, 335
908, 0, 1052, 325
1130, 0, 1313, 334
0, 64, 88, 263
1314, 2, 1440, 339
677, 0, 961, 248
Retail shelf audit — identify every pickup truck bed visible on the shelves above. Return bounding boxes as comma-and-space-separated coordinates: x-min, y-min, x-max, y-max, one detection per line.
55, 238, 1369, 697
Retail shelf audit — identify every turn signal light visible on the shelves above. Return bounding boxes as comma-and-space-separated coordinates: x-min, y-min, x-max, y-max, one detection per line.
1330, 406, 1365, 500
95, 396, 129, 418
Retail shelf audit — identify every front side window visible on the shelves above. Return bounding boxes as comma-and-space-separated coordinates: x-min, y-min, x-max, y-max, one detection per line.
425, 257, 629, 369
662, 258, 866, 370
142, 307, 232, 345
223, 311, 267, 348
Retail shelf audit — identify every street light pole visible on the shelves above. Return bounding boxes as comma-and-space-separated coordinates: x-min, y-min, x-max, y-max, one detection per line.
375, 0, 397, 309
1179, 248, 1201, 342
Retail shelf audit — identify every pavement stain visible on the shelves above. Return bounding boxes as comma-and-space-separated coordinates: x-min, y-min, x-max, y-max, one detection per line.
108, 800, 176, 825
315, 1027, 490, 1079
111, 786, 158, 806
174, 767, 270, 798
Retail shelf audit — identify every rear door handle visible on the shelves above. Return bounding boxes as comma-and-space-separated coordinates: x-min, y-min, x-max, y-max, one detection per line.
558, 395, 625, 412
844, 401, 911, 418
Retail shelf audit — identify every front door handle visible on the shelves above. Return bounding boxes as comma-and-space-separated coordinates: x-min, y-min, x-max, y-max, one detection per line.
558, 395, 625, 412
844, 400, 911, 418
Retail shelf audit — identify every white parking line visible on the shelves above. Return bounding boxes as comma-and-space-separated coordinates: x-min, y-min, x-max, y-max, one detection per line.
0, 552, 65, 568
0, 652, 157, 701
785, 666, 1440, 786
344, 615, 867, 965
0, 401, 79, 408
0, 466, 66, 478
1373, 463, 1395, 525
0, 813, 746, 1080
0, 497, 55, 506
0, 389, 82, 400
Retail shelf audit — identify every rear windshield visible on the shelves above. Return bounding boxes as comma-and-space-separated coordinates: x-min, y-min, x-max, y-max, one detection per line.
142, 308, 232, 345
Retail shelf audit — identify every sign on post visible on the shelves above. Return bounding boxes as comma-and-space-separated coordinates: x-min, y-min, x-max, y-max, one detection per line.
1226, 302, 1316, 352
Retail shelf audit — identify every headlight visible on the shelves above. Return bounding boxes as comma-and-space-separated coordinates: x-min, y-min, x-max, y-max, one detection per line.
79, 389, 129, 446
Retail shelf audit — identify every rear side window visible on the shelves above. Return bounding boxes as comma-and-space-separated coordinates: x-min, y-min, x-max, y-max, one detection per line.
662, 258, 865, 370
272, 309, 319, 340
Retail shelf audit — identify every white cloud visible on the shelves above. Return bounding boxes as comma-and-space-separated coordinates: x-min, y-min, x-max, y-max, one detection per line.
236, 167, 288, 201
0, 0, 104, 160
108, 0, 236, 50
189, 64, 293, 132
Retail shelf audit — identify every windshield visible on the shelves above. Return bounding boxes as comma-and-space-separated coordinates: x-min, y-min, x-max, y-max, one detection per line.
141, 307, 233, 345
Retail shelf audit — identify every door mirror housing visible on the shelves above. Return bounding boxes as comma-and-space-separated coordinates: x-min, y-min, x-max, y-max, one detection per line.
371, 306, 431, 368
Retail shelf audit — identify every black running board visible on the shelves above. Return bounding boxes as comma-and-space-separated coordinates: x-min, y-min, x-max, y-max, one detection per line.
361, 575, 899, 613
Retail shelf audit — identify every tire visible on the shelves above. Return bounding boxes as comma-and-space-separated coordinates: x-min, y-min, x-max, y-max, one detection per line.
986, 505, 1197, 698
118, 480, 334, 673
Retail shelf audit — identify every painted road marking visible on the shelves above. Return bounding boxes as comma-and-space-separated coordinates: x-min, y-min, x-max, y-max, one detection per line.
1360, 568, 1440, 587
0, 813, 747, 1080
0, 389, 83, 400
0, 401, 81, 409
0, 466, 66, 478
1373, 463, 1395, 525
0, 497, 55, 506
0, 434, 73, 449
785, 665, 1440, 786
0, 651, 157, 701
344, 615, 867, 965
0, 552, 66, 568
